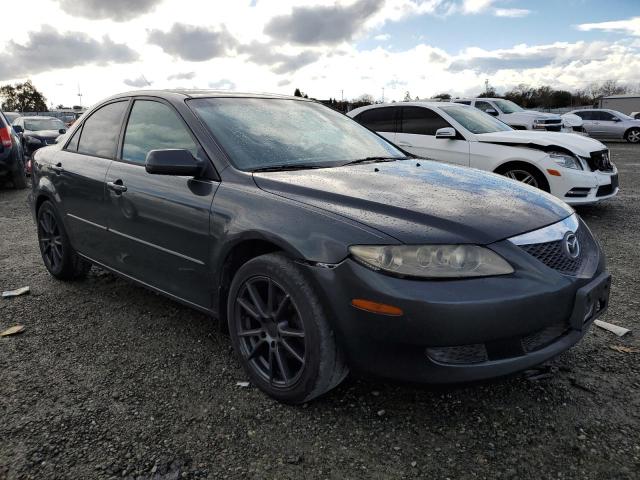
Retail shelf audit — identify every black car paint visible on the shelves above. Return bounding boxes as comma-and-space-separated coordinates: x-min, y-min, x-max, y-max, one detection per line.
15, 117, 66, 157
30, 90, 607, 384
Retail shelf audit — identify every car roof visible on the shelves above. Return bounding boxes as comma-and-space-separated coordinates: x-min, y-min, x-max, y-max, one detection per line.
22, 116, 59, 120
348, 101, 471, 116
102, 89, 309, 103
454, 98, 502, 102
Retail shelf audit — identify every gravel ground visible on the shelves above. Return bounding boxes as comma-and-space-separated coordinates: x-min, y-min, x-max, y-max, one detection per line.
1, 142, 639, 480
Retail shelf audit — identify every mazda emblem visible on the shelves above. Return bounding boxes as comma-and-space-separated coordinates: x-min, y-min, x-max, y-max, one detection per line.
563, 232, 580, 259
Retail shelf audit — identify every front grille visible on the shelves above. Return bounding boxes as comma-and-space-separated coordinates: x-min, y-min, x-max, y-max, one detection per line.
586, 150, 614, 172
572, 126, 585, 133
519, 226, 593, 276
596, 174, 618, 197
427, 323, 569, 365
426, 344, 487, 364
544, 125, 561, 132
522, 323, 568, 352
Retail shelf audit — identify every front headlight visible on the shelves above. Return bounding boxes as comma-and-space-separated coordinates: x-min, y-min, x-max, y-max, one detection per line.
349, 245, 514, 278
549, 152, 583, 170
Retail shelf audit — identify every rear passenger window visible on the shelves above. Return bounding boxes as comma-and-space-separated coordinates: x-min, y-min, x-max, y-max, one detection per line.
64, 127, 81, 152
122, 100, 199, 164
355, 107, 396, 132
474, 101, 494, 113
77, 101, 128, 158
400, 107, 451, 135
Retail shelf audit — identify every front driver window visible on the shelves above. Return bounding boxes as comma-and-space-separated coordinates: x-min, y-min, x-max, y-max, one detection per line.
400, 107, 451, 135
475, 101, 494, 113
122, 100, 199, 164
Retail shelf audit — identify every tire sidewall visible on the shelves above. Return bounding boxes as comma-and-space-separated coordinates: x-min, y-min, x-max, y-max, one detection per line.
626, 128, 640, 143
37, 201, 74, 278
227, 254, 325, 404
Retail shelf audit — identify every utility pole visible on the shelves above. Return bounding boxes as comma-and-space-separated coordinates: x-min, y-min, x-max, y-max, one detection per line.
77, 84, 83, 108
382, 87, 385, 103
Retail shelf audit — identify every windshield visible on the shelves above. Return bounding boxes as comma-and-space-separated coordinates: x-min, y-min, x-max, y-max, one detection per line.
440, 105, 513, 134
24, 118, 66, 131
493, 99, 525, 114
188, 98, 405, 170
610, 110, 632, 120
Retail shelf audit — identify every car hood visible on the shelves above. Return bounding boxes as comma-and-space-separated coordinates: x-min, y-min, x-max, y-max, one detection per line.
253, 160, 572, 245
25, 129, 62, 139
475, 130, 607, 156
504, 110, 561, 121
560, 113, 583, 127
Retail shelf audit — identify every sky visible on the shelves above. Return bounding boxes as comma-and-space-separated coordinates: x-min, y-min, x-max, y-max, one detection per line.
1, 0, 639, 108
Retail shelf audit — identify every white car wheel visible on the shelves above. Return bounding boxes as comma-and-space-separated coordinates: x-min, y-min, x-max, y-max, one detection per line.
503, 169, 540, 188
626, 128, 640, 144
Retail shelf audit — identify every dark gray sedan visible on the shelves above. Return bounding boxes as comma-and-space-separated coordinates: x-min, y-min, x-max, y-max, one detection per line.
29, 90, 611, 403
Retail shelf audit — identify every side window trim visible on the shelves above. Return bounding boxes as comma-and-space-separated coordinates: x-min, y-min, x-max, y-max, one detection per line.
62, 98, 131, 158
116, 97, 207, 167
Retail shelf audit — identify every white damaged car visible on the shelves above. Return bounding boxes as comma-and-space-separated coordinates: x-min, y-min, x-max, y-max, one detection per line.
348, 102, 618, 205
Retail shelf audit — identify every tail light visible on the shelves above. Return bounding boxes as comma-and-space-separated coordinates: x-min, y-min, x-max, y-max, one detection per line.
0, 126, 12, 148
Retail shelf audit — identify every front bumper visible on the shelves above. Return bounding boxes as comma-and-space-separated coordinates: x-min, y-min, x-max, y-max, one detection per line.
303, 239, 609, 384
546, 165, 619, 205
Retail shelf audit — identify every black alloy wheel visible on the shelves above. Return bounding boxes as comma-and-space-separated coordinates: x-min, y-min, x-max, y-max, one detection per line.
38, 207, 64, 273
235, 276, 306, 387
36, 200, 91, 280
227, 253, 348, 403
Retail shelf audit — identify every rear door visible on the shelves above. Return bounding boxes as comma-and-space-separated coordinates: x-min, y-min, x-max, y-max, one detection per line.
104, 98, 218, 308
395, 106, 470, 166
52, 100, 129, 263
353, 106, 397, 143
595, 111, 622, 138
575, 111, 598, 136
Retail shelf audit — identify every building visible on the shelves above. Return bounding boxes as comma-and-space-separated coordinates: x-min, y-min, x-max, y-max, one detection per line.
598, 94, 640, 115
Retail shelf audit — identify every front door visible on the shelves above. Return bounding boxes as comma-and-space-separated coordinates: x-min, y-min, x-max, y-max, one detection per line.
52, 100, 129, 263
105, 99, 218, 308
577, 111, 598, 136
594, 111, 622, 138
395, 106, 470, 166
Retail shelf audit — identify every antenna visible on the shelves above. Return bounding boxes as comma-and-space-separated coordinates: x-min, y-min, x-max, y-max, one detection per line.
77, 84, 83, 108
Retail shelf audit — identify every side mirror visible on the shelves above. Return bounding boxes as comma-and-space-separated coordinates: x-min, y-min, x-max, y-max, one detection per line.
58, 128, 67, 134
485, 109, 498, 116
435, 127, 457, 139
145, 149, 203, 176
13, 125, 23, 134
613, 117, 621, 122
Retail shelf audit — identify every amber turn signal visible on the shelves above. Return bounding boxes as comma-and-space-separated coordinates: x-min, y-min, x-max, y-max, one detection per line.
546, 169, 562, 176
351, 298, 403, 316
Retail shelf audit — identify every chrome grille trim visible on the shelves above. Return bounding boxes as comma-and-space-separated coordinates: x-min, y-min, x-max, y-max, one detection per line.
508, 214, 578, 246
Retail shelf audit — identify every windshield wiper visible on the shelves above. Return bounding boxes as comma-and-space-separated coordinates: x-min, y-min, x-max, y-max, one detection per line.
251, 163, 330, 172
341, 156, 407, 167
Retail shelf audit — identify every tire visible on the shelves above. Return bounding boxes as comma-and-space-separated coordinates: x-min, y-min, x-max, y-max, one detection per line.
625, 128, 640, 144
496, 163, 550, 192
227, 253, 348, 404
11, 156, 27, 189
37, 200, 91, 280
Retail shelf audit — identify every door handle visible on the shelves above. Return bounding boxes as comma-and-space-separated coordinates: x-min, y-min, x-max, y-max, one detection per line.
397, 142, 411, 147
51, 162, 64, 174
107, 180, 127, 194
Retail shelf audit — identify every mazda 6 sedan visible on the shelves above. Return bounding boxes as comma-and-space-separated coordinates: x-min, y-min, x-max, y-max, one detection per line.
29, 90, 611, 403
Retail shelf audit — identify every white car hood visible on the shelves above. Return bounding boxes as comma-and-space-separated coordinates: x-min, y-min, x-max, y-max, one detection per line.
475, 130, 607, 156
503, 110, 561, 121
560, 113, 583, 127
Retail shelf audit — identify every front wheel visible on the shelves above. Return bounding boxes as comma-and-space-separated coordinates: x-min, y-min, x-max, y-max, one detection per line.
227, 253, 348, 404
37, 200, 91, 280
625, 128, 640, 144
497, 164, 550, 192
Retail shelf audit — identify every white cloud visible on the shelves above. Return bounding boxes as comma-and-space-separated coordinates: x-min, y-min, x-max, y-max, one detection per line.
577, 17, 640, 37
494, 8, 530, 18
461, 0, 494, 15
374, 33, 391, 41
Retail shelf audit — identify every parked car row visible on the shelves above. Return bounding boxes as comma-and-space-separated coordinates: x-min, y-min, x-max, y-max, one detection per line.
29, 90, 611, 403
348, 102, 618, 205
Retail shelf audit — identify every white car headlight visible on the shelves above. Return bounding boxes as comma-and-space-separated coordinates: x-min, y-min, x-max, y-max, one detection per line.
549, 152, 583, 170
349, 245, 514, 278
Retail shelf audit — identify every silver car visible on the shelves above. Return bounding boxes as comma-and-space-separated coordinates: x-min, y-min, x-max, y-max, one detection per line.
569, 109, 640, 143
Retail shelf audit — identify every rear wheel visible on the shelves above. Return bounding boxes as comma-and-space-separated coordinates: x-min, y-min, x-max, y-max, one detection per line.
227, 253, 348, 404
625, 128, 640, 144
497, 164, 549, 192
37, 201, 91, 280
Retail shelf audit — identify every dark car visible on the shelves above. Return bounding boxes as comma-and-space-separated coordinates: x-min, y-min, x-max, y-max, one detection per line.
29, 90, 611, 403
13, 116, 67, 158
0, 111, 26, 189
